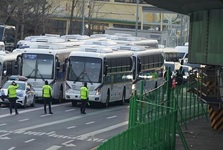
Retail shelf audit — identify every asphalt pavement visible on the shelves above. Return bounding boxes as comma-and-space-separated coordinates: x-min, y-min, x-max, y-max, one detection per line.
0, 102, 129, 150
176, 118, 223, 150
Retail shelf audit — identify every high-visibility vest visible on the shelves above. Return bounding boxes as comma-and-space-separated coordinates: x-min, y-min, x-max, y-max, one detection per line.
8, 84, 19, 98
42, 85, 52, 98
80, 86, 89, 100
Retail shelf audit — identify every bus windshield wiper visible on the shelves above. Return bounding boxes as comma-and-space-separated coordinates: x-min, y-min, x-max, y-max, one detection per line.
73, 70, 85, 83
27, 68, 35, 78
27, 68, 44, 81
84, 72, 93, 85
36, 69, 45, 81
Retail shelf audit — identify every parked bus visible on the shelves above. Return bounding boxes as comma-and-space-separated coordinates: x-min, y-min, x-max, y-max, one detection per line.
108, 36, 159, 48
113, 45, 165, 92
15, 43, 78, 102
0, 25, 16, 51
0, 51, 21, 86
64, 46, 133, 107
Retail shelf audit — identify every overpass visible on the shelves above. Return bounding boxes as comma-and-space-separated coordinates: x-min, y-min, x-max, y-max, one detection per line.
143, 0, 223, 131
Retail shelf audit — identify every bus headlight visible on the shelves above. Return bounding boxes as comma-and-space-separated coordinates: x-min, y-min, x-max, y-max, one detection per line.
96, 88, 101, 95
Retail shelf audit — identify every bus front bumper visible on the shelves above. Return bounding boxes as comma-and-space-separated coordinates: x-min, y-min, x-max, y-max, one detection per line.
65, 93, 101, 102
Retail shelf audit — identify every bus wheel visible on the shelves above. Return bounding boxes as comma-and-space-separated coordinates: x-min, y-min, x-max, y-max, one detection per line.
120, 89, 126, 105
59, 85, 64, 103
59, 91, 63, 103
72, 101, 77, 107
104, 91, 110, 108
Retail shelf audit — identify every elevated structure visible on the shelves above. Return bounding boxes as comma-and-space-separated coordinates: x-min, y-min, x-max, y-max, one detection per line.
144, 0, 223, 131
144, 0, 223, 15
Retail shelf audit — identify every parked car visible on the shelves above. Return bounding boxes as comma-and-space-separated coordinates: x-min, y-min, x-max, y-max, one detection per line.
0, 76, 36, 108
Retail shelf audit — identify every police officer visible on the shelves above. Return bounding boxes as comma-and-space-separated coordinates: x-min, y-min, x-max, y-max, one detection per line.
80, 82, 89, 114
42, 80, 53, 114
8, 81, 19, 115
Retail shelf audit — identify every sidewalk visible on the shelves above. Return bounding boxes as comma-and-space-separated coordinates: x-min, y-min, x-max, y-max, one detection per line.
176, 118, 223, 150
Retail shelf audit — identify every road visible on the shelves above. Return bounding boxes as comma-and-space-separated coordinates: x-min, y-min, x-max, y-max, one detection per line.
0, 102, 129, 150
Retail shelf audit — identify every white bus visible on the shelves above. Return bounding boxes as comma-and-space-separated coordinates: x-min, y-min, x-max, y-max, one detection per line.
113, 45, 165, 92
16, 43, 78, 102
108, 36, 159, 48
0, 51, 21, 86
64, 46, 133, 107
0, 25, 16, 51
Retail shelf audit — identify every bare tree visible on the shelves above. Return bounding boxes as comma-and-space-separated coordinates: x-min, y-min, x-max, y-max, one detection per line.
0, 0, 58, 40
86, 0, 105, 35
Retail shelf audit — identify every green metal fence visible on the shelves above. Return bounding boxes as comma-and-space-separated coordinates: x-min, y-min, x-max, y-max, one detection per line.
97, 99, 177, 150
97, 74, 208, 150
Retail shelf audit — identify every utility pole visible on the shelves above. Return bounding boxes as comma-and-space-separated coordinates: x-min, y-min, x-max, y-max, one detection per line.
82, 0, 85, 35
69, 0, 75, 34
135, 0, 139, 37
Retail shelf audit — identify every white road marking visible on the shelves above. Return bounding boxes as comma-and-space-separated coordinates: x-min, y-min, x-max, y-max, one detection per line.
62, 140, 76, 147
47, 131, 56, 135
78, 121, 128, 138
86, 121, 95, 125
17, 106, 128, 131
8, 147, 15, 150
25, 138, 35, 143
45, 145, 62, 150
0, 133, 9, 137
66, 126, 76, 129
65, 109, 75, 112
19, 118, 29, 122
0, 123, 7, 126
41, 114, 51, 117
0, 136, 10, 140
1, 108, 7, 110
0, 103, 69, 119
106, 115, 117, 119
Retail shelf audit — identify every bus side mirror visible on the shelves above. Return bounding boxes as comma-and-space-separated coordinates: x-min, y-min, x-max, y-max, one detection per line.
56, 62, 60, 70
180, 59, 184, 65
137, 63, 141, 72
104, 65, 108, 76
15, 55, 22, 69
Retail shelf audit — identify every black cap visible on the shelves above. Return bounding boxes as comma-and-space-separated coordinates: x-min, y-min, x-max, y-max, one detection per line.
45, 80, 48, 85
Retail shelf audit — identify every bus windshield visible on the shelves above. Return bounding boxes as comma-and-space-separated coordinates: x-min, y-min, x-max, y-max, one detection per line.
178, 52, 186, 59
68, 57, 102, 83
164, 53, 179, 62
22, 54, 54, 79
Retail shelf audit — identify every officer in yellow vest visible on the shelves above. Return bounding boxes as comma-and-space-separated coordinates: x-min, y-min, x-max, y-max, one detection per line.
80, 82, 89, 114
8, 81, 19, 115
42, 80, 53, 114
